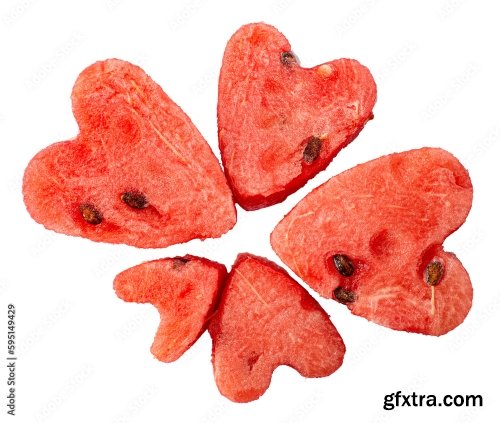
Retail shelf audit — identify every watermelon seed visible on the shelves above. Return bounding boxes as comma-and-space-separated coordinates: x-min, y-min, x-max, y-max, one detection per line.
333, 254, 354, 277
281, 51, 297, 66
79, 203, 102, 225
317, 64, 333, 78
334, 287, 356, 304
303, 137, 322, 164
425, 261, 443, 286
121, 191, 149, 209
173, 257, 190, 269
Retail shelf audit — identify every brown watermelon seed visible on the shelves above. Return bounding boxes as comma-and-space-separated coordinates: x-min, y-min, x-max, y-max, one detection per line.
121, 191, 149, 209
303, 136, 322, 164
425, 261, 444, 286
333, 254, 355, 277
334, 287, 356, 304
79, 203, 102, 225
281, 51, 297, 66
172, 257, 190, 269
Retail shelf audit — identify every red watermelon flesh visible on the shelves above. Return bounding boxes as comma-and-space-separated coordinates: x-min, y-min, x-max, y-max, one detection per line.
23, 59, 236, 248
208, 253, 345, 402
271, 148, 473, 336
114, 255, 227, 362
218, 23, 377, 210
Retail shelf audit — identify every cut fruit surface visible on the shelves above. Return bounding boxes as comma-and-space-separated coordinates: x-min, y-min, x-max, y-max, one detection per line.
23, 59, 236, 248
271, 148, 473, 335
114, 255, 227, 362
218, 23, 376, 210
208, 253, 345, 402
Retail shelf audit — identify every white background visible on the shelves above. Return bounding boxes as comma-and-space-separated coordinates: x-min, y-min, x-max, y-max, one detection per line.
1, 1, 499, 422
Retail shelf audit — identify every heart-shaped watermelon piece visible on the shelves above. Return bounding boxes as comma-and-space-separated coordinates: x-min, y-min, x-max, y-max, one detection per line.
208, 253, 345, 402
114, 255, 227, 362
271, 148, 473, 336
23, 59, 236, 248
218, 23, 377, 210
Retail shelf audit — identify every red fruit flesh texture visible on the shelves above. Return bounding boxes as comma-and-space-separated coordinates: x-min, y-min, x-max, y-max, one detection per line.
218, 23, 377, 210
208, 253, 345, 403
114, 255, 227, 363
271, 148, 473, 336
23, 59, 236, 248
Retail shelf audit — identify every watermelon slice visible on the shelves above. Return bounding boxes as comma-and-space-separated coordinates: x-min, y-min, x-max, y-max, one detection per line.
218, 23, 377, 210
208, 253, 345, 402
23, 59, 236, 248
271, 148, 473, 336
114, 255, 227, 362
